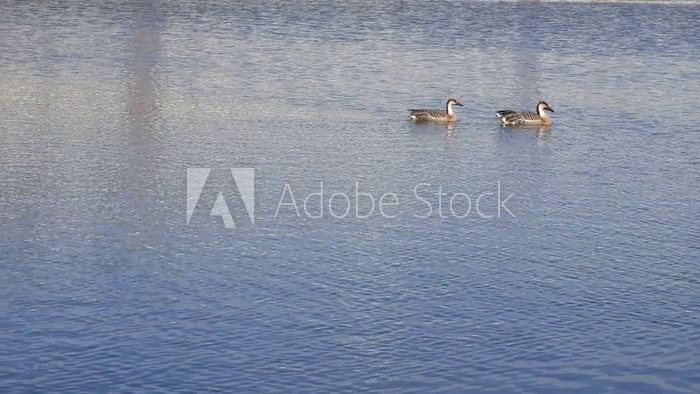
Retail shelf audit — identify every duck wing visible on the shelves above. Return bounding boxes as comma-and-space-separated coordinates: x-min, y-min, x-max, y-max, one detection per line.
495, 109, 539, 124
495, 109, 519, 124
408, 108, 446, 121
515, 110, 540, 121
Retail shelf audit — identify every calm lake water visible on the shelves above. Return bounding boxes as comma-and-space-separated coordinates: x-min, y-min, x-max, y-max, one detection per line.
2, 0, 699, 393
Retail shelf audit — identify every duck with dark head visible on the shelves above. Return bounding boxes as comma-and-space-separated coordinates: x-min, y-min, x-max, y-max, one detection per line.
495, 100, 554, 126
408, 98, 464, 123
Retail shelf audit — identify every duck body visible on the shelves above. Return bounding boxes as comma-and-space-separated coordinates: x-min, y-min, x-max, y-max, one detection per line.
408, 98, 463, 123
496, 101, 554, 126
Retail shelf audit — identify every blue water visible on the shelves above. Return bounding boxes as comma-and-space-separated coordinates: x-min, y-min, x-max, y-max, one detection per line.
2, 0, 700, 393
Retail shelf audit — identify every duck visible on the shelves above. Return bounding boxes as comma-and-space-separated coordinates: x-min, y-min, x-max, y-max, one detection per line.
495, 100, 554, 126
408, 98, 463, 123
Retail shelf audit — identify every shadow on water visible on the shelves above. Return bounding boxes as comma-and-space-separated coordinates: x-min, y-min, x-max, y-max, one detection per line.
406, 121, 458, 135
498, 125, 551, 141
514, 0, 544, 105
126, 0, 163, 146
123, 0, 165, 249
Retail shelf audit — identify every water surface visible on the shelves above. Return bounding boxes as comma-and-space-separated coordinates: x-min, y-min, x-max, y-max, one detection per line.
2, 1, 700, 393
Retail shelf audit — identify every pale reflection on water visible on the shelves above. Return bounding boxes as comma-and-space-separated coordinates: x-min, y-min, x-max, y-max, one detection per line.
124, 0, 165, 249
2, 1, 700, 393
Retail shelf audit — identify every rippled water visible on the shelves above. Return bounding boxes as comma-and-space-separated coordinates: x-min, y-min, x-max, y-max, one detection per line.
2, 0, 700, 393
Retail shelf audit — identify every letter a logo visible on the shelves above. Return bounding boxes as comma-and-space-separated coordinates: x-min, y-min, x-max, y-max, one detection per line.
187, 168, 255, 228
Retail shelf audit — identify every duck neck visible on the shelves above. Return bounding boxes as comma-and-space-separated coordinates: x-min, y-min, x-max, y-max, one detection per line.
537, 104, 550, 120
446, 103, 455, 116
